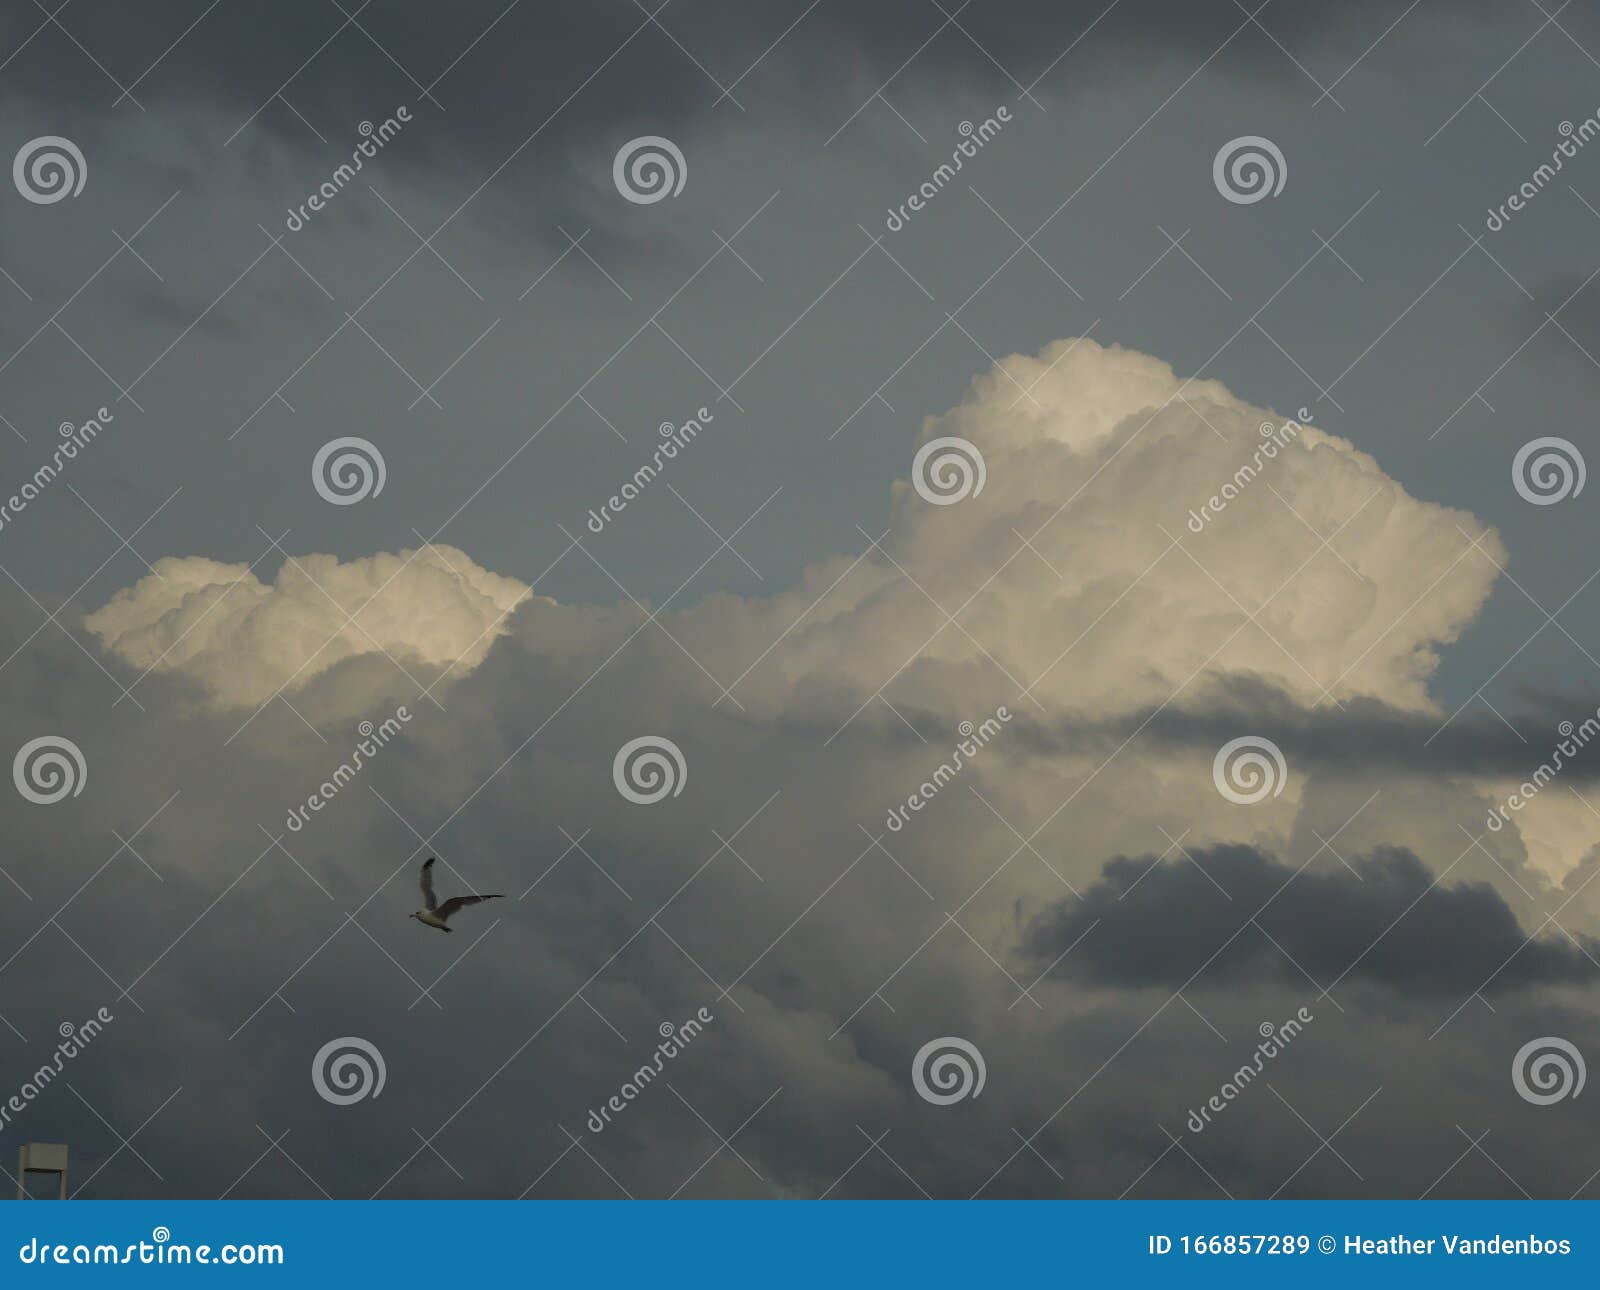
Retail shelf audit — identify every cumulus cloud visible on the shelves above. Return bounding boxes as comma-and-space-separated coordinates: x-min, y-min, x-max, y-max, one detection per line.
82, 339, 1559, 894
85, 545, 531, 709
86, 340, 1499, 728
654, 339, 1503, 731
46, 337, 1597, 1199
79, 340, 1567, 905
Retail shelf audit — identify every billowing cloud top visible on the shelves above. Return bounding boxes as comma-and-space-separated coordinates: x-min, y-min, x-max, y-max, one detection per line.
85, 544, 531, 708
39, 338, 1596, 1202
888, 339, 1501, 714
656, 339, 1503, 725
86, 341, 1500, 731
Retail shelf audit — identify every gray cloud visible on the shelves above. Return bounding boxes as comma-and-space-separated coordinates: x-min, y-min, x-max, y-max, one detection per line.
4, 0, 1600, 1206
1025, 842, 1600, 993
1014, 675, 1600, 782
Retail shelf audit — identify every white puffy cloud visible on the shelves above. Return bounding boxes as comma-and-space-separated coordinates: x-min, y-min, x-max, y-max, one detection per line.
89, 340, 1498, 730
659, 338, 1503, 728
85, 544, 531, 709
49, 338, 1600, 1200
84, 340, 1519, 888
82, 340, 1545, 884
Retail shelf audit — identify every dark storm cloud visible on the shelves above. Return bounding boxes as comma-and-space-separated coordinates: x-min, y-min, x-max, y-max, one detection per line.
1024, 842, 1600, 993
1003, 674, 1600, 783
2, 556, 1596, 1201
1, 0, 1498, 175
2, 1, 1487, 100
6, 0, 1600, 1205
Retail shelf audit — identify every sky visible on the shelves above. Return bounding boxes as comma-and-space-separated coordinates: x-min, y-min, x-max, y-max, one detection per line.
2, 0, 1600, 1199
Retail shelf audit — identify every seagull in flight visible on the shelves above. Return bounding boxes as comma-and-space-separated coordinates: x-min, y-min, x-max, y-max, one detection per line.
410, 857, 503, 932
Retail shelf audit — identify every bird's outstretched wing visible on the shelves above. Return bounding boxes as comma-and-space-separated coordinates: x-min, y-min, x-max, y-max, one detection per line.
420, 857, 439, 911
436, 893, 504, 920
